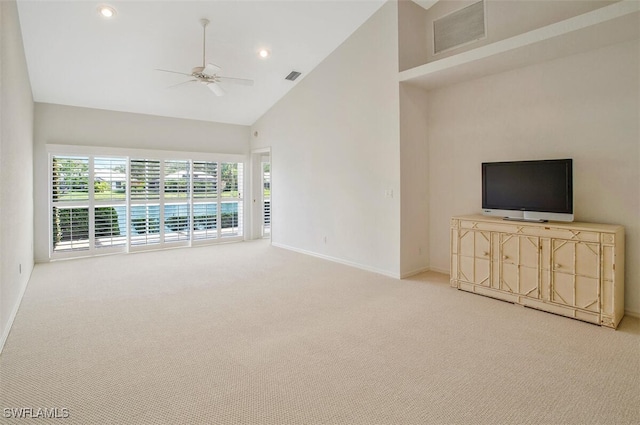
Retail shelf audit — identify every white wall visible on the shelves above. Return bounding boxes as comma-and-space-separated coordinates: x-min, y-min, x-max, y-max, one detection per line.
396, 0, 436, 278
250, 1, 401, 277
33, 103, 250, 262
399, 83, 430, 276
398, 0, 429, 72
1, 0, 35, 350
427, 39, 640, 315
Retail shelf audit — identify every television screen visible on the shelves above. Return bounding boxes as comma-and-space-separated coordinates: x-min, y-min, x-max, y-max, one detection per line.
482, 159, 573, 221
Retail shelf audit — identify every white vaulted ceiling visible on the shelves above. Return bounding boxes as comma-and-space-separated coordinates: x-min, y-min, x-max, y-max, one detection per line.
17, 0, 385, 125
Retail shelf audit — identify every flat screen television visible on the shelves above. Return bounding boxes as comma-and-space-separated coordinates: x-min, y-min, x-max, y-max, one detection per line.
482, 159, 573, 222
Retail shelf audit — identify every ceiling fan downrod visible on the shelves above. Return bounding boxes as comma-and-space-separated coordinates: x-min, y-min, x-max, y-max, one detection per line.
200, 18, 210, 68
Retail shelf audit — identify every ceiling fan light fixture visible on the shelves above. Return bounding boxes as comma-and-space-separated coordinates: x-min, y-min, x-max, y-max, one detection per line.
97, 5, 117, 18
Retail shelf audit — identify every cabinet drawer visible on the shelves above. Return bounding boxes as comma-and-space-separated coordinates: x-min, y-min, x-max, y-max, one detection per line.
459, 219, 601, 242
527, 227, 601, 243
459, 220, 519, 233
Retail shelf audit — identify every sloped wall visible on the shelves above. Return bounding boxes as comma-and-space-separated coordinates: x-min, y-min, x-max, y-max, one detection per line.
251, 2, 402, 277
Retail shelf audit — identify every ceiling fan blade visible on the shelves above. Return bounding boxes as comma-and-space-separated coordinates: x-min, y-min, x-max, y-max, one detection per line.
166, 79, 197, 89
156, 69, 193, 77
202, 63, 222, 77
206, 82, 225, 96
217, 76, 254, 86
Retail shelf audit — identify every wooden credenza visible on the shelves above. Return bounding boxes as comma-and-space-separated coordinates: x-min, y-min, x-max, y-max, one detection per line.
450, 215, 625, 328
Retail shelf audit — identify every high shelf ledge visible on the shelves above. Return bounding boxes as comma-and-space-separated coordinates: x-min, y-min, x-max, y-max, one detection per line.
399, 0, 640, 91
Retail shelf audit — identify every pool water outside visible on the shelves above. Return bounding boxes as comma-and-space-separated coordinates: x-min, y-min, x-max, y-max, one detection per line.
111, 202, 239, 236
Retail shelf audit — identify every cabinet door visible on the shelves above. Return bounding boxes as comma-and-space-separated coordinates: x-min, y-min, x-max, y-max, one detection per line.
499, 234, 540, 297
552, 273, 600, 312
551, 240, 600, 312
552, 240, 600, 278
459, 229, 490, 258
458, 230, 491, 286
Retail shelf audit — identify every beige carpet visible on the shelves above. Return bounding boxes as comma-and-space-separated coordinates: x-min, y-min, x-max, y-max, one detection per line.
1, 240, 638, 424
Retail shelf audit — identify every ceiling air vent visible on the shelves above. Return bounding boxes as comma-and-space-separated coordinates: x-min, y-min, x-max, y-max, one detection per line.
433, 0, 485, 55
285, 71, 302, 81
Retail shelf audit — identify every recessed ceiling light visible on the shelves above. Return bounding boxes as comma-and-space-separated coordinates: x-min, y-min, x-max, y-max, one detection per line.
98, 5, 117, 18
258, 49, 270, 59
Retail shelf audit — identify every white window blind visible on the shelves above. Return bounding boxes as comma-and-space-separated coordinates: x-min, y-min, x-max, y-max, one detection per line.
221, 162, 243, 238
52, 156, 89, 202
164, 160, 191, 243
94, 157, 127, 203
51, 156, 90, 253
193, 161, 218, 241
164, 160, 190, 199
193, 202, 218, 241
130, 205, 161, 246
130, 159, 161, 247
262, 161, 271, 237
130, 159, 160, 201
52, 207, 90, 252
94, 157, 127, 250
193, 161, 218, 199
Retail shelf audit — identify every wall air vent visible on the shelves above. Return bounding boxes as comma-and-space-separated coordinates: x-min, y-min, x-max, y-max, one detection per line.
433, 0, 485, 55
285, 71, 302, 81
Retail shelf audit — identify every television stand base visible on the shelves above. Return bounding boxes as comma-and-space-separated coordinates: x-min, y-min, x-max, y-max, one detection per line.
450, 214, 625, 329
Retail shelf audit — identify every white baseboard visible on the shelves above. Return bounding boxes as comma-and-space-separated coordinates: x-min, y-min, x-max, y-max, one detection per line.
272, 242, 401, 279
400, 267, 431, 279
400, 266, 451, 279
0, 268, 32, 354
427, 265, 450, 275
624, 309, 639, 319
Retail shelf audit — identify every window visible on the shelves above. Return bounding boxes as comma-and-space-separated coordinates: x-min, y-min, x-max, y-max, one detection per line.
52, 156, 128, 256
164, 160, 190, 243
262, 160, 271, 237
94, 157, 127, 249
52, 156, 90, 254
220, 162, 243, 238
130, 159, 161, 247
193, 161, 218, 241
50, 150, 244, 259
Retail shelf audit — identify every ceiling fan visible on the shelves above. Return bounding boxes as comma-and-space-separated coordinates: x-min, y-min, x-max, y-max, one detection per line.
156, 18, 254, 96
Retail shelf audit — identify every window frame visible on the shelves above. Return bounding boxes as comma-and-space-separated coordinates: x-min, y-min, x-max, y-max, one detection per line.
48, 144, 247, 260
